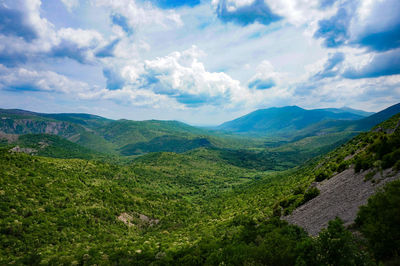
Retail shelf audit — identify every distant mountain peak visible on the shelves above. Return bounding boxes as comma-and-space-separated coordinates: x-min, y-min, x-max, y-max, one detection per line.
218, 105, 365, 135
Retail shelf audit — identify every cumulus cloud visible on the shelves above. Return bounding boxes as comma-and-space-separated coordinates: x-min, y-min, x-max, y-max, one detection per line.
350, 0, 400, 52
99, 46, 250, 107
343, 49, 400, 79
0, 4, 38, 41
314, 1, 355, 48
313, 52, 345, 80
0, 64, 91, 94
95, 39, 120, 58
294, 68, 400, 110
0, 0, 108, 66
95, 47, 295, 109
51, 28, 104, 63
311, 0, 400, 80
81, 86, 177, 108
247, 60, 281, 90
110, 14, 133, 35
212, 0, 281, 26
93, 0, 182, 34
314, 0, 400, 52
294, 48, 400, 109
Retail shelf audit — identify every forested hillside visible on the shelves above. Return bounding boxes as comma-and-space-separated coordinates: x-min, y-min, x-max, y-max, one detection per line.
1, 108, 400, 264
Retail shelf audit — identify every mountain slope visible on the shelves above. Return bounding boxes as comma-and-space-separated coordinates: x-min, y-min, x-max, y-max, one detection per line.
0, 133, 99, 159
218, 106, 365, 136
284, 112, 400, 235
0, 109, 116, 154
120, 135, 212, 155
279, 102, 400, 140
0, 109, 221, 155
319, 107, 374, 117
1, 111, 399, 264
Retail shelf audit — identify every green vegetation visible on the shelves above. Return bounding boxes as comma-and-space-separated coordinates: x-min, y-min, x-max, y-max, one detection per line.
120, 135, 212, 155
296, 218, 372, 266
15, 134, 98, 159
0, 147, 379, 265
356, 180, 400, 262
0, 146, 321, 264
0, 106, 400, 264
217, 106, 364, 135
301, 187, 320, 204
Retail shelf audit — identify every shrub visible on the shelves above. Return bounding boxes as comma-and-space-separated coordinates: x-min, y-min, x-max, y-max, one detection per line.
354, 156, 373, 172
317, 218, 372, 265
336, 161, 348, 173
315, 171, 329, 182
296, 218, 373, 266
381, 149, 400, 169
356, 180, 400, 261
301, 187, 320, 204
364, 170, 376, 182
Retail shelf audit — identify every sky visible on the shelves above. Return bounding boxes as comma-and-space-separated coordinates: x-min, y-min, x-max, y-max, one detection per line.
0, 0, 399, 125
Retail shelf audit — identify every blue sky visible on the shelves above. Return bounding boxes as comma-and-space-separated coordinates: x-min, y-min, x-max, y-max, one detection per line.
0, 0, 399, 125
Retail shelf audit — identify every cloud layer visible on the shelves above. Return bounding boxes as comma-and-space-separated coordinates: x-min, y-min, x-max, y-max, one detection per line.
0, 0, 399, 123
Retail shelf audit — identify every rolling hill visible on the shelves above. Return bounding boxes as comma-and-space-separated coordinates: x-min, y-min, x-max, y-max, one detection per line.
0, 109, 265, 156
217, 106, 367, 136
217, 104, 400, 147
1, 103, 399, 170
1, 109, 399, 265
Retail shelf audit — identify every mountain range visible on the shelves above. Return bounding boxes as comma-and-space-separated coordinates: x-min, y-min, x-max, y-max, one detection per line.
217, 105, 368, 135
1, 104, 399, 158
1, 103, 400, 264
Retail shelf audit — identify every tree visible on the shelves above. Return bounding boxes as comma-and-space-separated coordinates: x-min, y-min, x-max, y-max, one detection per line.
356, 180, 400, 261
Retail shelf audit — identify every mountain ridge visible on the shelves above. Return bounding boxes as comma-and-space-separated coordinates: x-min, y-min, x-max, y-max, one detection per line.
217, 105, 365, 135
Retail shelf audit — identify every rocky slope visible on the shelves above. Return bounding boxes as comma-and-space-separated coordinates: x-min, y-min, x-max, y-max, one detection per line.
284, 112, 400, 235
285, 167, 400, 235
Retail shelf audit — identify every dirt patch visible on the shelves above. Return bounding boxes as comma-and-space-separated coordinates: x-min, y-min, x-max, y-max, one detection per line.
117, 212, 134, 227
284, 167, 400, 235
9, 146, 37, 155
117, 212, 159, 228
0, 131, 19, 143
139, 213, 160, 226
38, 141, 50, 149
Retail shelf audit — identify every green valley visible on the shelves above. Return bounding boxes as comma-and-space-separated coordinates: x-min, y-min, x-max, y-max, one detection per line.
1, 104, 400, 265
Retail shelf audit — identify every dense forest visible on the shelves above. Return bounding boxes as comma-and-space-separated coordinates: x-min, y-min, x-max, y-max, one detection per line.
0, 106, 400, 265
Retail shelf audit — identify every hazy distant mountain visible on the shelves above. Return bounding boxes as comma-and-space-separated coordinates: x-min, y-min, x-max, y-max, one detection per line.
1, 104, 398, 157
217, 106, 365, 135
318, 107, 374, 117
275, 103, 400, 142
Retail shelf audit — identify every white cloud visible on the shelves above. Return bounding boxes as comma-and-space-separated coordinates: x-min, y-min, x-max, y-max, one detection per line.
247, 60, 288, 89
0, 0, 107, 64
99, 46, 250, 107
0, 64, 93, 94
93, 0, 182, 31
212, 0, 256, 12
57, 28, 103, 48
60, 0, 80, 12
95, 46, 296, 109
80, 86, 180, 108
349, 0, 400, 45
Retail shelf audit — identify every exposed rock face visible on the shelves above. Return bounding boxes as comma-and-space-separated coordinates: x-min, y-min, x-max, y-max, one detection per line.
0, 131, 18, 143
0, 119, 80, 137
284, 167, 400, 235
117, 213, 135, 227
117, 212, 160, 228
139, 213, 160, 226
9, 146, 37, 155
